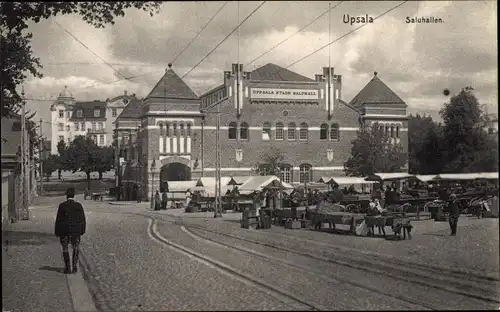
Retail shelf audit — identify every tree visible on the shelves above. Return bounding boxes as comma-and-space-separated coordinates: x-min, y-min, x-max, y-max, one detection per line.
253, 148, 285, 176
94, 146, 115, 180
344, 122, 407, 177
42, 154, 59, 181
408, 114, 445, 174
65, 135, 100, 190
440, 87, 497, 172
56, 140, 67, 179
1, 2, 162, 117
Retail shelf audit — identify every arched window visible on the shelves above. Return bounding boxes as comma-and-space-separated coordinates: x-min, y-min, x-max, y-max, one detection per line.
262, 122, 271, 140
299, 164, 313, 184
330, 123, 339, 140
275, 122, 284, 140
240, 122, 249, 140
385, 125, 389, 135
320, 123, 328, 140
396, 126, 400, 138
258, 164, 270, 176
159, 123, 164, 136
180, 123, 185, 136
228, 122, 237, 140
187, 124, 192, 136
173, 124, 178, 136
287, 122, 296, 140
166, 123, 170, 136
299, 123, 308, 140
390, 125, 395, 138
280, 164, 293, 183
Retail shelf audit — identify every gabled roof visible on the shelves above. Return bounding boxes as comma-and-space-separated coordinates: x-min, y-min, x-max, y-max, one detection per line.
250, 63, 314, 82
349, 72, 406, 107
145, 68, 198, 100
70, 101, 107, 120
116, 96, 143, 120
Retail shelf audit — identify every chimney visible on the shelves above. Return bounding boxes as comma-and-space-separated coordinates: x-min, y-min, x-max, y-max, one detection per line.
315, 74, 324, 82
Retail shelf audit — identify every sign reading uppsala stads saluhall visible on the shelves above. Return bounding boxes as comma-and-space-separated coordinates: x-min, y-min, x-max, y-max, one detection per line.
250, 88, 319, 100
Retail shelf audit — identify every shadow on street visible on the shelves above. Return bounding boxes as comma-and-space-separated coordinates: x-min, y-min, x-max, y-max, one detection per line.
39, 266, 65, 274
3, 231, 58, 247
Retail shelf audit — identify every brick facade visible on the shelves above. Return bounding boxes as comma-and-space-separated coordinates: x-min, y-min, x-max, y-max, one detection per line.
115, 64, 409, 199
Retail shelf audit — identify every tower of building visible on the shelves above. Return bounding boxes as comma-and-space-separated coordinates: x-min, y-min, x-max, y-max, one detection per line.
50, 86, 75, 154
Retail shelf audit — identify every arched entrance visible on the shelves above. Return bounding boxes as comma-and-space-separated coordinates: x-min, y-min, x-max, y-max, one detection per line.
160, 162, 191, 181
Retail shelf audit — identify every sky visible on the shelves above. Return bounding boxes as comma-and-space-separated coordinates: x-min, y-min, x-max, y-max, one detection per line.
22, 1, 497, 136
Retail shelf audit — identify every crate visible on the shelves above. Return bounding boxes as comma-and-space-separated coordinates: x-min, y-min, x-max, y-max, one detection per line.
285, 220, 302, 229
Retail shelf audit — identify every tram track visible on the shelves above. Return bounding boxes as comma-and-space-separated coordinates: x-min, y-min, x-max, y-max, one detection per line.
182, 223, 500, 309
147, 218, 321, 311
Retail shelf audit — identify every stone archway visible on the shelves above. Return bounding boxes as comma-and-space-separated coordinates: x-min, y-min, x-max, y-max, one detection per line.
160, 162, 192, 182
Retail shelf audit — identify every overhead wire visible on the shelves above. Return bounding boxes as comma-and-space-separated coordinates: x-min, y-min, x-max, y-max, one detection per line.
53, 21, 128, 80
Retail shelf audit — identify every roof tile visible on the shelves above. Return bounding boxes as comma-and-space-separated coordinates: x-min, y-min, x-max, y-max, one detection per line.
69, 101, 107, 120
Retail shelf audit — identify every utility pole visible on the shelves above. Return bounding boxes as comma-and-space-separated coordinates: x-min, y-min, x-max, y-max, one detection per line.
20, 88, 29, 220
39, 119, 44, 196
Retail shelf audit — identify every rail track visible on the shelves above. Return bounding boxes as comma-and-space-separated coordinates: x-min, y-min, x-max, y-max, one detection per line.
183, 223, 500, 306
147, 218, 321, 311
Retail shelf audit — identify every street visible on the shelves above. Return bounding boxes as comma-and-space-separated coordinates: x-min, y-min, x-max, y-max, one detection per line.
3, 195, 499, 311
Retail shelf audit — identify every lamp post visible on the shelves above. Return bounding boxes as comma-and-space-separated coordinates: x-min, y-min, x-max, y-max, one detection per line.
150, 159, 156, 210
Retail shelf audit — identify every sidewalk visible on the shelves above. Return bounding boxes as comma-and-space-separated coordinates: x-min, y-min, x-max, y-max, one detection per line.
2, 209, 96, 312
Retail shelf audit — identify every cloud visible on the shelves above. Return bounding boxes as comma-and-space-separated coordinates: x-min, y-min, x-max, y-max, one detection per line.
21, 1, 497, 136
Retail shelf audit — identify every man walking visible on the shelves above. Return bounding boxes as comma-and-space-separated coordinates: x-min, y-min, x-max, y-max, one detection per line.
446, 193, 460, 236
55, 187, 86, 274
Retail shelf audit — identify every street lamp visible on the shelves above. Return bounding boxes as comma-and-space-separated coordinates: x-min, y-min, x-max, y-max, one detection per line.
150, 159, 156, 209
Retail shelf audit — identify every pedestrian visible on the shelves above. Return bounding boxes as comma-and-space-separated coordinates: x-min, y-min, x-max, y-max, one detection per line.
136, 184, 142, 203
161, 190, 168, 210
445, 193, 461, 236
55, 187, 86, 274
185, 189, 193, 208
154, 190, 161, 211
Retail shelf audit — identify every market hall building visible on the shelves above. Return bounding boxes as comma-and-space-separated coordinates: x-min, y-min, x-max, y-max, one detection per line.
114, 63, 408, 198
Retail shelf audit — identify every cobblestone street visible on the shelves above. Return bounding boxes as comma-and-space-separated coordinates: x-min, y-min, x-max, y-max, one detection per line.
3, 196, 499, 311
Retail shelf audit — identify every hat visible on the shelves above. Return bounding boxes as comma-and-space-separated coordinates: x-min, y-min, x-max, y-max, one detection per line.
450, 193, 457, 199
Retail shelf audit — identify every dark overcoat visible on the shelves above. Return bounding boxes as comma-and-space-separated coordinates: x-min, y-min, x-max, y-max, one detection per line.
55, 199, 86, 237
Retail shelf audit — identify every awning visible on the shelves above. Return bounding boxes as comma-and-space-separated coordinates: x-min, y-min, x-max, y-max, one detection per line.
195, 177, 233, 187
320, 177, 375, 185
239, 175, 294, 193
167, 180, 198, 192
435, 172, 499, 181
365, 172, 414, 182
229, 176, 253, 185
413, 175, 438, 182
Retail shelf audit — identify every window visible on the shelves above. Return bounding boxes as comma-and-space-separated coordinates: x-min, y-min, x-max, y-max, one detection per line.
187, 124, 191, 136
280, 165, 292, 183
240, 122, 249, 140
59, 110, 64, 118
173, 124, 177, 136
385, 125, 389, 135
262, 122, 271, 140
81, 122, 85, 131
330, 123, 339, 140
67, 137, 71, 143
320, 124, 328, 140
123, 136, 129, 145
287, 122, 296, 140
396, 126, 400, 138
166, 124, 170, 136
112, 108, 117, 117
258, 164, 270, 176
228, 122, 237, 140
58, 123, 64, 131
91, 122, 97, 131
65, 125, 70, 131
299, 164, 313, 184
92, 135, 97, 143
390, 125, 394, 138
67, 111, 71, 118
77, 110, 83, 118
99, 135, 104, 146
94, 109, 100, 117
160, 124, 164, 136
275, 122, 284, 140
58, 135, 64, 142
98, 122, 103, 130
75, 123, 79, 131
299, 122, 308, 140
180, 124, 185, 136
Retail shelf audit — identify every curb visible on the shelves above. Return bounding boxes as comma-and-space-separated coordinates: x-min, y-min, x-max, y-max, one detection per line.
108, 202, 149, 206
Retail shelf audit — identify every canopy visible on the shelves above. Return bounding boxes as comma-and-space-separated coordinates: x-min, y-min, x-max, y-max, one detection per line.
229, 176, 253, 185
194, 177, 233, 197
365, 172, 414, 182
239, 175, 294, 194
413, 175, 438, 183
435, 172, 499, 181
195, 177, 233, 187
167, 180, 198, 192
319, 176, 375, 185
